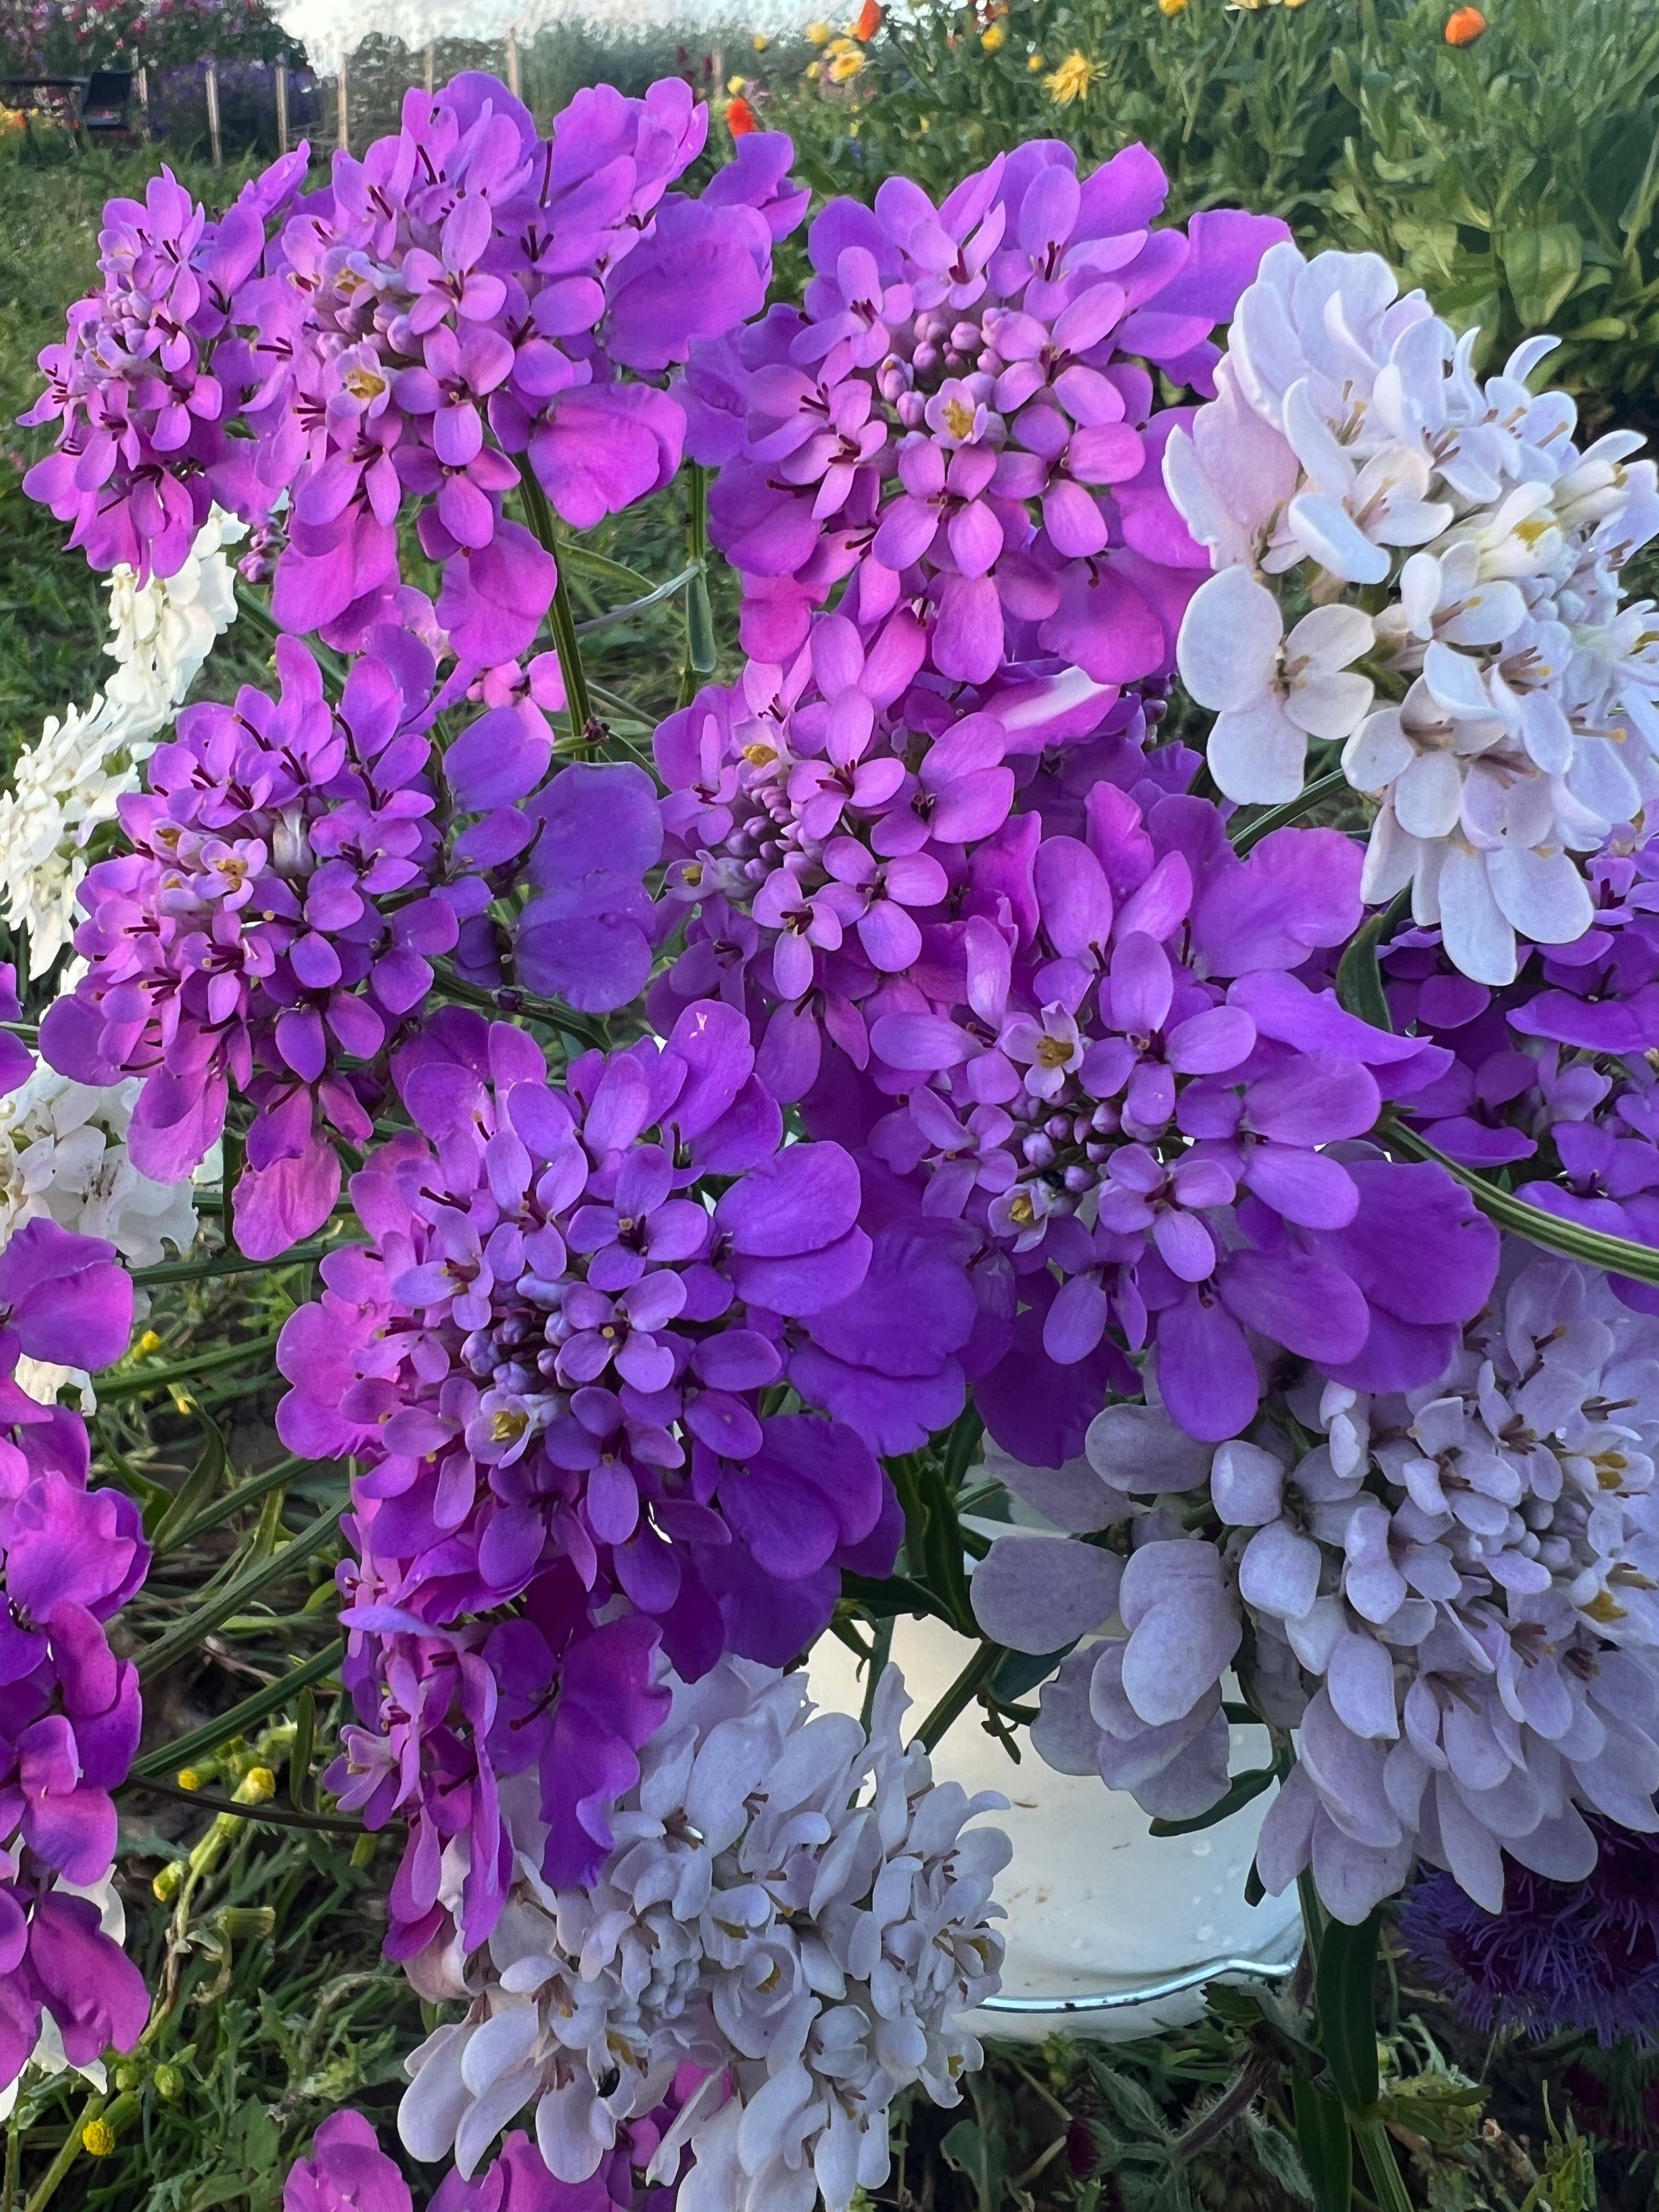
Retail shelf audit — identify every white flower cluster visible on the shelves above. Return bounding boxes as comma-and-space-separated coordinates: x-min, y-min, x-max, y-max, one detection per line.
398, 1660, 1008, 2212
0, 507, 244, 975
0, 1063, 197, 1267
1167, 243, 1659, 985
977, 1250, 1659, 1925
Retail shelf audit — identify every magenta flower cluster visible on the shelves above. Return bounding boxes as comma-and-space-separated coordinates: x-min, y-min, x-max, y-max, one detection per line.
0, 1216, 144, 2088
682, 144, 1285, 682
275, 999, 899, 1962
23, 74, 804, 667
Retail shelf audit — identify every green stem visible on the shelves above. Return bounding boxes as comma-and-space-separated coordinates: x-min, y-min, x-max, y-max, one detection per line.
128, 1241, 336, 1287
136, 1505, 345, 1680
572, 560, 703, 635
859, 1614, 895, 1735
916, 1640, 1006, 1750
129, 1638, 345, 1778
1353, 2114, 1415, 2212
519, 473, 596, 741
432, 965, 608, 1051
1231, 765, 1350, 853
100, 1329, 285, 1402
21, 2095, 105, 2212
169, 1452, 308, 1550
122, 1773, 372, 1836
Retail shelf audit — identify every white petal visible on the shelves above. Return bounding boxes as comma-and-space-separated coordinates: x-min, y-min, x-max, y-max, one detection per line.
1441, 580, 1528, 648
1517, 691, 1574, 776
1282, 376, 1357, 494
1398, 551, 1442, 637
1344, 707, 1413, 793
1286, 492, 1391, 584
1438, 846, 1518, 986
1288, 599, 1375, 672
1485, 843, 1594, 946
1176, 567, 1283, 710
1423, 639, 1496, 719
1392, 748, 1464, 839
1566, 735, 1640, 830
398, 2027, 473, 2163
1289, 669, 1374, 741
1209, 699, 1308, 805
1359, 802, 1419, 904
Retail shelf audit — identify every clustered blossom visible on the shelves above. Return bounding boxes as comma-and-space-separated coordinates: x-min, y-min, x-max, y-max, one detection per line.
278, 1003, 906, 1960
1, 1065, 198, 1271
23, 75, 805, 665
0, 505, 243, 979
975, 1245, 1659, 1923
0, 1216, 143, 2092
284, 2111, 415, 2212
1170, 241, 1659, 986
39, 624, 653, 1262
397, 1660, 1007, 2212
684, 141, 1286, 682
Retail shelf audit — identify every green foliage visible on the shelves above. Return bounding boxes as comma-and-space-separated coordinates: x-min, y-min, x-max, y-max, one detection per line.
751, 0, 1659, 431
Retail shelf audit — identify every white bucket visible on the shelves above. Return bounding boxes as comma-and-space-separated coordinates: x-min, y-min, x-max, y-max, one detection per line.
806, 1611, 1303, 2043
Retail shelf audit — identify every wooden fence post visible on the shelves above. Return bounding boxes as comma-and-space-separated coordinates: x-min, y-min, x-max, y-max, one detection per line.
337, 44, 349, 155
205, 58, 222, 168
136, 63, 148, 139
424, 41, 435, 93
505, 23, 520, 100
274, 61, 288, 155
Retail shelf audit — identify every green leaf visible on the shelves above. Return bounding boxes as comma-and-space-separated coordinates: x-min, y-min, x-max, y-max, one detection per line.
991, 1641, 1075, 1701
149, 1413, 229, 1551
288, 1685, 316, 1812
551, 541, 653, 595
136, 1504, 345, 1681
686, 571, 718, 676
840, 1569, 958, 1626
940, 2118, 1008, 2212
1149, 1764, 1276, 1837
1292, 2075, 1352, 2212
1503, 222, 1584, 328
1231, 767, 1348, 854
1334, 889, 1410, 1030
1386, 1120, 1659, 1285
128, 1638, 345, 1780
1316, 1910, 1381, 2113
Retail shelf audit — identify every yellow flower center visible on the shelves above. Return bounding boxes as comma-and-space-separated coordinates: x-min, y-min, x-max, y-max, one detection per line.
490, 1407, 528, 1444
943, 397, 977, 440
343, 366, 387, 402
1036, 1034, 1073, 1068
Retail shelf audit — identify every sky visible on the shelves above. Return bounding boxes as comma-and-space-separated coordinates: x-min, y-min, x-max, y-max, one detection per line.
275, 0, 817, 69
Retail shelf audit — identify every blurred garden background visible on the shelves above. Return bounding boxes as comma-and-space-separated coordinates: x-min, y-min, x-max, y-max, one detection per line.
7, 1, 1659, 2207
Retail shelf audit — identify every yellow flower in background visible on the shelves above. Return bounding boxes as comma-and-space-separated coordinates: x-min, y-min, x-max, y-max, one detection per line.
727, 73, 748, 92
753, 31, 771, 49
1028, 51, 1045, 69
1159, 0, 1188, 14
981, 19, 1006, 48
827, 35, 866, 79
1043, 49, 1098, 102
807, 19, 832, 42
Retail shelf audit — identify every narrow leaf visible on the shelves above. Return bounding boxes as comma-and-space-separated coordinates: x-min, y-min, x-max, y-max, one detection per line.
1316, 1910, 1382, 2113
1387, 1121, 1659, 1285
128, 1638, 345, 1780
1293, 2075, 1353, 2212
137, 1503, 345, 1680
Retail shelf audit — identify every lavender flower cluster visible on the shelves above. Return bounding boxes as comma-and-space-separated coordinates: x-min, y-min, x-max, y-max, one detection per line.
18, 56, 1659, 2209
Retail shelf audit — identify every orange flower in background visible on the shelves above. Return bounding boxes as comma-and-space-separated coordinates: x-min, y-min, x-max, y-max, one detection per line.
1445, 5, 1486, 42
726, 94, 758, 133
853, 0, 883, 38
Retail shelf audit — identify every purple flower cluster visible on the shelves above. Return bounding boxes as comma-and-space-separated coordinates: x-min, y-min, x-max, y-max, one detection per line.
0, 1220, 144, 2092
682, 143, 1285, 681
276, 1000, 901, 1962
285, 2111, 413, 2212
24, 74, 804, 664
38, 620, 659, 1258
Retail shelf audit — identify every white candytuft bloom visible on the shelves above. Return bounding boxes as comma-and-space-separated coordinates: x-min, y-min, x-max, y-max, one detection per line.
398, 1658, 1008, 2212
0, 1062, 198, 1267
1167, 241, 1659, 986
0, 507, 244, 976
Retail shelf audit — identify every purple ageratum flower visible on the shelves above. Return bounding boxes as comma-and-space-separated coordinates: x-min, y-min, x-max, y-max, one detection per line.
855, 787, 1493, 1451
284, 2112, 413, 2212
20, 154, 310, 579
24, 74, 803, 665
0, 1403, 150, 2092
682, 140, 1288, 679
1400, 1819, 1659, 2047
